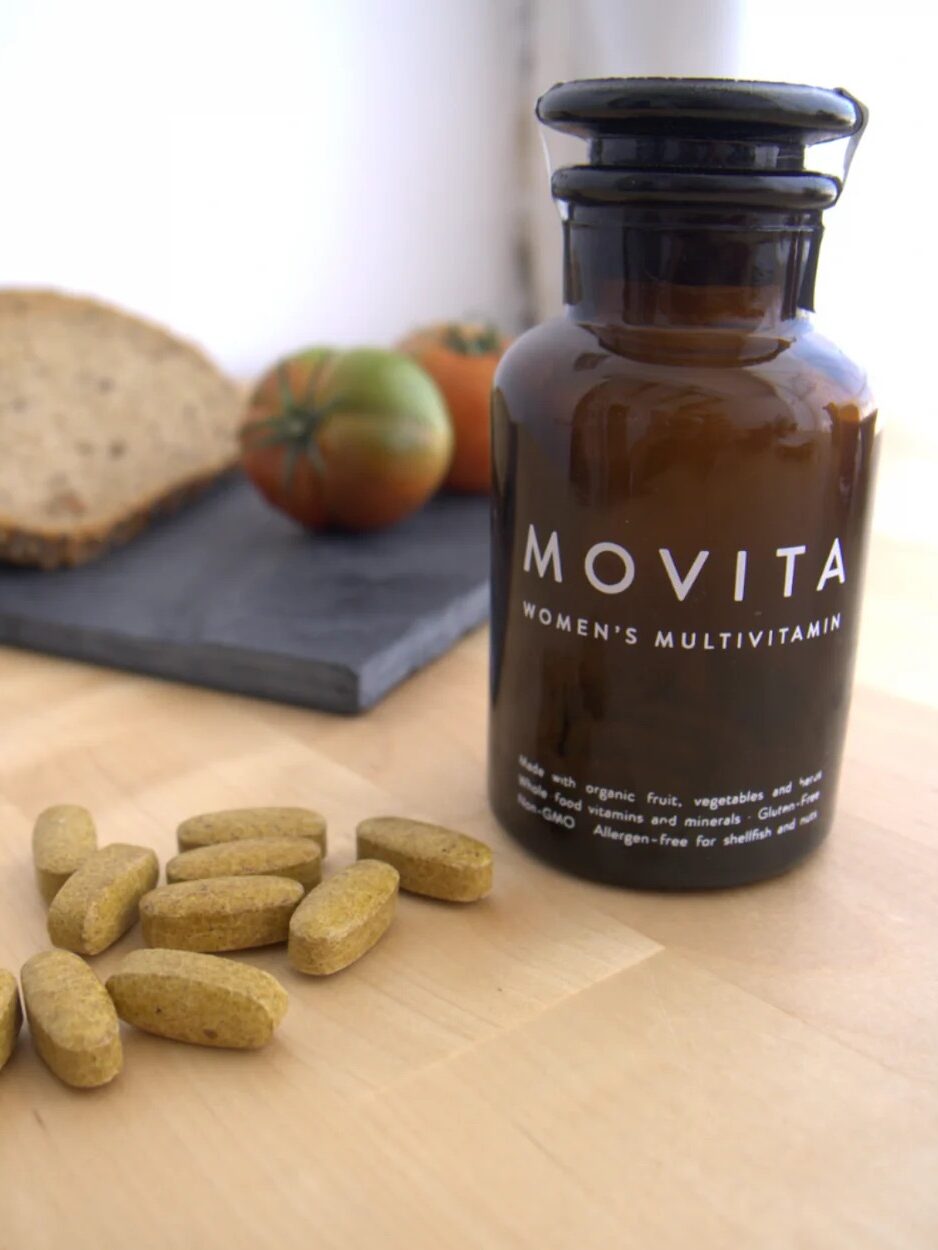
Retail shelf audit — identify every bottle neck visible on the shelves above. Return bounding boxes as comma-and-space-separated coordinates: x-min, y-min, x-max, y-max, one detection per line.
563, 206, 823, 329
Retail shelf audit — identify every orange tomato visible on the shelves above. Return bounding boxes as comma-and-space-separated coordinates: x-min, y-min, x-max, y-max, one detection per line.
398, 322, 509, 493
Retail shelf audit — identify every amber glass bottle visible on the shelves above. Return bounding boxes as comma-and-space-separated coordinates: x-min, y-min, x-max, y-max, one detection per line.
489, 80, 877, 889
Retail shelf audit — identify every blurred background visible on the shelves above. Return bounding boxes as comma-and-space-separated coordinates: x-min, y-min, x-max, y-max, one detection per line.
1, 0, 934, 557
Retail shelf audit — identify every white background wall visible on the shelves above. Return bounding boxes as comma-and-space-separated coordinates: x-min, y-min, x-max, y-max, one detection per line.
0, 0, 525, 377
1, 0, 934, 546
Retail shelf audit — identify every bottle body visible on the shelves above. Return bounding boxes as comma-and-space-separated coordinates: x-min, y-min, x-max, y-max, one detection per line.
489, 311, 877, 888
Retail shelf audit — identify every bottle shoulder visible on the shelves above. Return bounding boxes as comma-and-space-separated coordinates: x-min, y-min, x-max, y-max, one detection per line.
495, 314, 875, 429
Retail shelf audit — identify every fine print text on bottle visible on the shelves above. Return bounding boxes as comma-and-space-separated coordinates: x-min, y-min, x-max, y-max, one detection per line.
516, 753, 824, 850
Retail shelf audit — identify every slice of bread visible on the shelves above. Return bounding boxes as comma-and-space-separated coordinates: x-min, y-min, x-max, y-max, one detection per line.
0, 290, 243, 568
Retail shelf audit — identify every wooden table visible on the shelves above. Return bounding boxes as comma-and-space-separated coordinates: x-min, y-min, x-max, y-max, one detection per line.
1, 532, 936, 1250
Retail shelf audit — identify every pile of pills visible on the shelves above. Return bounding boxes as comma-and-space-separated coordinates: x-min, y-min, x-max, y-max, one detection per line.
0, 804, 493, 1088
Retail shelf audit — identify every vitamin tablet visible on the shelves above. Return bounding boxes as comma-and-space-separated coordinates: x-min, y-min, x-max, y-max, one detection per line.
177, 807, 327, 855
47, 843, 159, 956
141, 875, 304, 952
21, 950, 122, 1088
107, 948, 288, 1050
0, 970, 22, 1073
166, 837, 322, 891
32, 804, 97, 903
288, 859, 399, 975
356, 816, 493, 902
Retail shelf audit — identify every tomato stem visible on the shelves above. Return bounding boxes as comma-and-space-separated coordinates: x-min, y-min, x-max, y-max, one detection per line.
442, 322, 502, 356
244, 364, 344, 489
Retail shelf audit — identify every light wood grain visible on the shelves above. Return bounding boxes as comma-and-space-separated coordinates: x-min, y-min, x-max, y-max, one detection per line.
0, 535, 935, 1250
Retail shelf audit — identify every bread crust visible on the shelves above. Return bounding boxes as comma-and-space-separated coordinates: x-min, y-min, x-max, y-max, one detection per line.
0, 288, 241, 568
0, 465, 235, 569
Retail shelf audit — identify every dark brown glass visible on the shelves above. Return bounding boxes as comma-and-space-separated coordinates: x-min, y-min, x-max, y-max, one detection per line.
489, 206, 878, 889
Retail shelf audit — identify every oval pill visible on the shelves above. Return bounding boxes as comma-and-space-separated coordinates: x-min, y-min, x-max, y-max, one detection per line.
107, 948, 288, 1050
21, 950, 122, 1088
32, 804, 97, 903
177, 807, 327, 855
141, 875, 304, 952
47, 843, 159, 955
1, 970, 22, 1073
166, 837, 322, 891
288, 859, 399, 976
356, 816, 493, 902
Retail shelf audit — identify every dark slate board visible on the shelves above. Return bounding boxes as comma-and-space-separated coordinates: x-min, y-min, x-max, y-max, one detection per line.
0, 478, 490, 713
